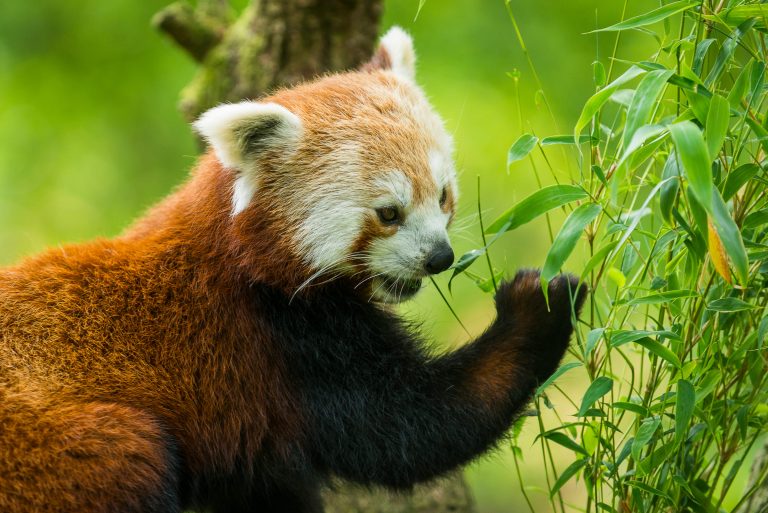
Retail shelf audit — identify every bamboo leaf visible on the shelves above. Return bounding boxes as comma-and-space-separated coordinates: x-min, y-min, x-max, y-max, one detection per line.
544, 432, 590, 457
549, 458, 587, 498
632, 417, 661, 461
485, 185, 587, 234
704, 94, 730, 161
578, 377, 613, 417
448, 249, 484, 292
541, 135, 597, 146
507, 134, 538, 170
536, 361, 582, 397
708, 218, 732, 284
575, 66, 646, 138
623, 70, 673, 148
634, 337, 682, 368
670, 121, 713, 212
625, 290, 698, 305
542, 203, 601, 283
590, 1, 698, 32
722, 163, 759, 201
675, 379, 695, 444
710, 188, 749, 285
660, 150, 681, 224
707, 297, 756, 312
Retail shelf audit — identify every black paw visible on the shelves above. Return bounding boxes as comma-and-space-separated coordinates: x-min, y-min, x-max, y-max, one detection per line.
495, 269, 587, 324
492, 269, 587, 377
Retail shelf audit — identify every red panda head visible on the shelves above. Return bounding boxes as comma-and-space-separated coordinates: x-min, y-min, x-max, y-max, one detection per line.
194, 27, 457, 303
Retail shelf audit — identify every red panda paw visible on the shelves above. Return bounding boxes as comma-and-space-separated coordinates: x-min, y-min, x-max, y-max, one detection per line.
493, 269, 587, 342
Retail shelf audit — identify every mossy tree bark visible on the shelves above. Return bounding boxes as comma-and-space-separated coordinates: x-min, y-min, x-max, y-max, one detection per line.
153, 1, 476, 512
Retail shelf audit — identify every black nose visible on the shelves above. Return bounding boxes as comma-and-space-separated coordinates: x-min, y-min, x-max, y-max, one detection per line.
425, 244, 454, 275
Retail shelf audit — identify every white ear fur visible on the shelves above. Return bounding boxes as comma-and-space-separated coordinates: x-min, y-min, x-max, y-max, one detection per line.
379, 26, 416, 80
193, 101, 302, 170
194, 101, 302, 215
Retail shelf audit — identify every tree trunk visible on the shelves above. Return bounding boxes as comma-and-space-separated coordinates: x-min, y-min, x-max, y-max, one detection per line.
153, 1, 476, 512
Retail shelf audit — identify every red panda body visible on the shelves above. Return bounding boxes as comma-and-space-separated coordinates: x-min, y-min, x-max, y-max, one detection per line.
0, 29, 585, 513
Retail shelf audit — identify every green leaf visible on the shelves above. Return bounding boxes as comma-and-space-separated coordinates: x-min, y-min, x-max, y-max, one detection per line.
610, 329, 681, 347
536, 361, 582, 397
675, 379, 695, 444
707, 297, 756, 312
613, 401, 648, 416
632, 417, 661, 461
744, 209, 768, 229
634, 337, 682, 368
549, 458, 587, 498
705, 94, 730, 161
593, 60, 606, 87
623, 70, 673, 148
506, 134, 538, 170
625, 290, 698, 305
578, 377, 613, 417
660, 150, 681, 224
670, 121, 713, 212
580, 241, 619, 281
626, 480, 673, 504
705, 19, 755, 87
710, 188, 749, 285
541, 135, 596, 146
584, 328, 606, 358
722, 164, 759, 201
485, 185, 587, 234
575, 66, 646, 139
448, 249, 484, 292
542, 203, 601, 283
590, 1, 698, 32
727, 59, 754, 109
543, 432, 590, 457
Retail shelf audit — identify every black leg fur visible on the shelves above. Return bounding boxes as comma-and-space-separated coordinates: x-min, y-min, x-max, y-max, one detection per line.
264, 269, 586, 491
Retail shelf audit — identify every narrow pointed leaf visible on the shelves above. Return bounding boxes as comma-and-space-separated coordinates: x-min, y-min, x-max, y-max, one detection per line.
670, 121, 713, 212
542, 203, 601, 282
710, 188, 749, 285
705, 94, 730, 161
722, 163, 759, 201
623, 70, 673, 148
536, 361, 582, 397
578, 377, 613, 417
575, 66, 646, 138
549, 459, 587, 498
675, 380, 695, 444
507, 134, 538, 170
590, 1, 697, 32
485, 185, 587, 234
708, 218, 732, 284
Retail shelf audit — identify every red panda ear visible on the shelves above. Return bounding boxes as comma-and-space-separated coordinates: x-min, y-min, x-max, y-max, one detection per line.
363, 26, 416, 80
194, 101, 302, 171
194, 101, 302, 215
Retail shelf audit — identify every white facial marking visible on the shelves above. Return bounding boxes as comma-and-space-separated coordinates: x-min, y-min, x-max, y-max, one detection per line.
294, 144, 365, 272
372, 170, 412, 208
428, 148, 458, 202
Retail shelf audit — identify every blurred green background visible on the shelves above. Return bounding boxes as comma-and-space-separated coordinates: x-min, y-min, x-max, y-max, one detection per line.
0, 1, 658, 510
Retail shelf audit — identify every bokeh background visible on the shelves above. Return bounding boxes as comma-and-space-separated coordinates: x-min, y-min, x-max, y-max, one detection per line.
0, 1, 659, 510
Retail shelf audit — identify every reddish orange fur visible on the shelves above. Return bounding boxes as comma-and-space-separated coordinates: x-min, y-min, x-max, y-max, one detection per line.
0, 45, 464, 510
0, 152, 307, 510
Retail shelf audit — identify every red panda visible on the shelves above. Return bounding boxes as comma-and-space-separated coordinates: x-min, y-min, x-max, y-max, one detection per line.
0, 27, 585, 513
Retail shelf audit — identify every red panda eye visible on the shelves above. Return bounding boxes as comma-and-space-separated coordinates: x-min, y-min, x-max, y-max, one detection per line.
439, 187, 448, 206
376, 206, 400, 225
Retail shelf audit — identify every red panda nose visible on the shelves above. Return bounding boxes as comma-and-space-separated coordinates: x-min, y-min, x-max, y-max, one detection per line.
425, 243, 454, 275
